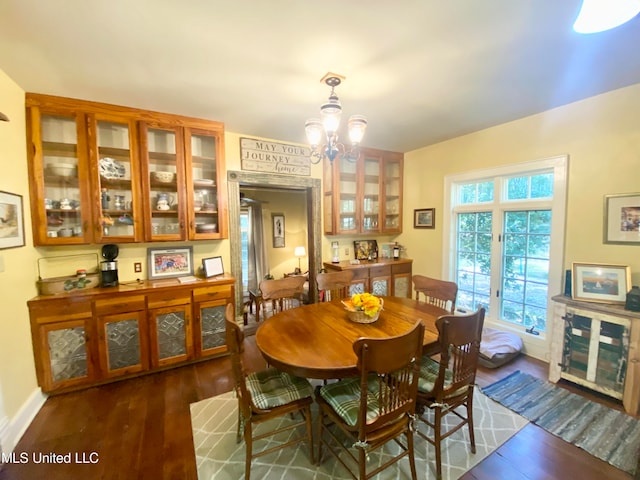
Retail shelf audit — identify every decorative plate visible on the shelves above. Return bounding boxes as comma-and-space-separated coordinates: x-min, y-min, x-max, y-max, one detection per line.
99, 157, 126, 179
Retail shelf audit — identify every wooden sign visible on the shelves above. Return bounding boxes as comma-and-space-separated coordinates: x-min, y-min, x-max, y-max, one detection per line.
240, 137, 311, 176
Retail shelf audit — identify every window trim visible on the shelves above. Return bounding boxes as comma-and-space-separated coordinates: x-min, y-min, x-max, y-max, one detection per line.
442, 155, 568, 358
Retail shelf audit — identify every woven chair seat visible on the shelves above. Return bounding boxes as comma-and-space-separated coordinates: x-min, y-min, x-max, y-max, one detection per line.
246, 368, 313, 410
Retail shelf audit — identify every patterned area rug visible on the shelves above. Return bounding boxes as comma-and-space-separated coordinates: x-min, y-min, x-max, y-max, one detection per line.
191, 388, 528, 479
482, 370, 640, 475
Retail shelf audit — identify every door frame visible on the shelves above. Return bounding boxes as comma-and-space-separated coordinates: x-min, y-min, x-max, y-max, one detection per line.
227, 170, 321, 309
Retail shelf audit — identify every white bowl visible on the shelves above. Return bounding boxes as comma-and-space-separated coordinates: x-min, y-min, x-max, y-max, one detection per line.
151, 171, 175, 183
49, 164, 76, 177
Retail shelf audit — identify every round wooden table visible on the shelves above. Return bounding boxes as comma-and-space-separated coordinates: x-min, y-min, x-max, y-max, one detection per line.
255, 296, 447, 380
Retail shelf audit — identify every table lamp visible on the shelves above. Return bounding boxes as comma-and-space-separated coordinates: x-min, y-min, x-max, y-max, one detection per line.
294, 246, 306, 274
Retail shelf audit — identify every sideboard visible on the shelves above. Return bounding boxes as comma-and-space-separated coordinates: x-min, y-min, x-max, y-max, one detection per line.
323, 258, 413, 298
549, 294, 640, 415
28, 275, 235, 394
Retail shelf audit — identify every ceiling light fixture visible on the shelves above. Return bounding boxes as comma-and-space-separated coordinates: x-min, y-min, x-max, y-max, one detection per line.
573, 0, 640, 33
305, 73, 367, 164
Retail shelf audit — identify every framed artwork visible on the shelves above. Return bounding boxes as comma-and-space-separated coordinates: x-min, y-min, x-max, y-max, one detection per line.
272, 213, 285, 248
353, 240, 378, 260
572, 262, 631, 304
414, 208, 435, 229
202, 256, 224, 277
0, 190, 25, 250
147, 247, 194, 279
604, 192, 640, 244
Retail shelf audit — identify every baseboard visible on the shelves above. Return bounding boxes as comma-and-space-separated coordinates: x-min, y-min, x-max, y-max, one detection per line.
0, 388, 47, 456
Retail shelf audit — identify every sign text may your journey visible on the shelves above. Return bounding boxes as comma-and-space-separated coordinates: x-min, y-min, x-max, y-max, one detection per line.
240, 138, 311, 176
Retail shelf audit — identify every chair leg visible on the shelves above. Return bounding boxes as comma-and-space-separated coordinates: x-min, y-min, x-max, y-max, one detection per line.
407, 430, 418, 480
316, 408, 324, 464
236, 407, 242, 443
434, 407, 443, 480
358, 446, 367, 480
467, 397, 476, 454
244, 421, 253, 480
304, 405, 315, 464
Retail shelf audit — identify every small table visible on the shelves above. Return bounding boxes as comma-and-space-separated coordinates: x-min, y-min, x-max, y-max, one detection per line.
255, 296, 447, 380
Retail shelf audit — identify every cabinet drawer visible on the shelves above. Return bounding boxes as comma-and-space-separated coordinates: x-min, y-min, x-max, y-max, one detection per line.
391, 262, 412, 275
351, 268, 370, 281
94, 295, 146, 315
193, 284, 232, 303
370, 266, 391, 277
147, 291, 191, 309
29, 298, 92, 324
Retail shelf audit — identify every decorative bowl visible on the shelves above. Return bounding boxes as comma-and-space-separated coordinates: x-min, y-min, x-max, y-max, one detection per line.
48, 163, 76, 177
196, 223, 217, 233
151, 171, 175, 183
342, 296, 384, 324
99, 157, 126, 179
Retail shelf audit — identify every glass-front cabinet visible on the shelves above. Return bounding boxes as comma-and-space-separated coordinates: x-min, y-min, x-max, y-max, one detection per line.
27, 108, 93, 245
26, 93, 227, 245
323, 147, 403, 235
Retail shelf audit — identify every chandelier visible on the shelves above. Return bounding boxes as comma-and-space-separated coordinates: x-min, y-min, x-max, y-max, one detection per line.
305, 73, 367, 164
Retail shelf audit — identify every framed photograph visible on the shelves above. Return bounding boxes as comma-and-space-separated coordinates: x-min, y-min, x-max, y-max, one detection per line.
604, 192, 640, 244
0, 191, 25, 250
353, 239, 378, 260
414, 208, 435, 229
202, 256, 224, 277
147, 247, 194, 279
272, 213, 285, 248
572, 262, 631, 304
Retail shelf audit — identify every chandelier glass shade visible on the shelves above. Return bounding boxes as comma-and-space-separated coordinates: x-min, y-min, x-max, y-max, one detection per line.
305, 75, 367, 164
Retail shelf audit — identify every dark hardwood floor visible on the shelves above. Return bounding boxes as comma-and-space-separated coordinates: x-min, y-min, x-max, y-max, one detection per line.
0, 320, 634, 480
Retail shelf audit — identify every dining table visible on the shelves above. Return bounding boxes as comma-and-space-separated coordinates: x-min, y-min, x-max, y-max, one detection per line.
254, 296, 449, 380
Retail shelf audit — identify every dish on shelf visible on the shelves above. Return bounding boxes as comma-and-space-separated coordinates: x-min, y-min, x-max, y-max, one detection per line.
195, 223, 217, 233
47, 163, 76, 177
99, 157, 126, 179
193, 179, 215, 187
151, 171, 175, 183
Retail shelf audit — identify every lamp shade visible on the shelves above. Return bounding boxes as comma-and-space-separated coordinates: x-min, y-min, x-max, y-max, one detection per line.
294, 246, 306, 257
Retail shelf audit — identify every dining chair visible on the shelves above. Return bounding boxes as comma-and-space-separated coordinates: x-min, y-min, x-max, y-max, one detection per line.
259, 275, 306, 319
315, 320, 425, 480
415, 307, 485, 480
412, 274, 458, 314
224, 304, 315, 480
316, 270, 354, 302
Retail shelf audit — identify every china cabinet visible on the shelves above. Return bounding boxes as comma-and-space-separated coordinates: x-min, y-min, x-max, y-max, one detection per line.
28, 275, 235, 394
26, 93, 227, 245
323, 259, 413, 298
323, 147, 403, 235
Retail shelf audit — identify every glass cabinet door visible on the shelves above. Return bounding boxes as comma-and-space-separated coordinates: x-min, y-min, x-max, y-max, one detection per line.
42, 319, 93, 391
141, 123, 185, 241
149, 305, 193, 367
98, 311, 148, 378
382, 153, 403, 233
186, 128, 222, 239
195, 299, 228, 357
362, 153, 381, 233
31, 110, 93, 245
91, 115, 142, 243
337, 157, 358, 233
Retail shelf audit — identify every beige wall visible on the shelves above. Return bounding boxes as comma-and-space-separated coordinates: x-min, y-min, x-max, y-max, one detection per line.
401, 83, 640, 287
0, 71, 41, 429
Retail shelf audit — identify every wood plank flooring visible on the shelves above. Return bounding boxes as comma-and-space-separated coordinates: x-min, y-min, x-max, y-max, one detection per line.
0, 325, 634, 480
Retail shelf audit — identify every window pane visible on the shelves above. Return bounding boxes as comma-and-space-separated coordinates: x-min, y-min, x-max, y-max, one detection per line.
478, 181, 494, 202
531, 173, 553, 198
507, 176, 528, 200
459, 181, 493, 204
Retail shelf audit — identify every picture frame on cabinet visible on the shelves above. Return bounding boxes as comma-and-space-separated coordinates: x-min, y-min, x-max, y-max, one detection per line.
0, 190, 25, 250
202, 256, 224, 278
148, 247, 194, 279
572, 262, 631, 304
414, 208, 435, 229
272, 213, 285, 248
604, 192, 640, 244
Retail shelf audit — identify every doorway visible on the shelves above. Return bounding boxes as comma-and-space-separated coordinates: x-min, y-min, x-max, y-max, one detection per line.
227, 170, 322, 309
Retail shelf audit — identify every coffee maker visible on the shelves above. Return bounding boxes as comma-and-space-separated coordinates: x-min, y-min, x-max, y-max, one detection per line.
101, 244, 119, 287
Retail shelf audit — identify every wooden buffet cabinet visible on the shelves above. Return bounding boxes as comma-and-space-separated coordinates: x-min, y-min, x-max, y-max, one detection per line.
323, 258, 413, 298
549, 295, 640, 415
26, 93, 228, 245
28, 276, 235, 394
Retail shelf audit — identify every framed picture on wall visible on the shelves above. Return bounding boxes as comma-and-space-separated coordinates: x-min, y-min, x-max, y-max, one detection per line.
0, 190, 25, 250
572, 262, 631, 304
604, 192, 640, 244
272, 213, 285, 248
414, 208, 435, 229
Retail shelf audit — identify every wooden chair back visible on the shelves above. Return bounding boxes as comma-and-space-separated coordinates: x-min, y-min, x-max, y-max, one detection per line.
259, 276, 306, 316
316, 270, 354, 302
412, 274, 458, 313
353, 321, 425, 435
225, 303, 251, 417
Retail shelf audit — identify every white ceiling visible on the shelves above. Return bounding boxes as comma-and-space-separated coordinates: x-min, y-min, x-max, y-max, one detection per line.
1, 0, 639, 153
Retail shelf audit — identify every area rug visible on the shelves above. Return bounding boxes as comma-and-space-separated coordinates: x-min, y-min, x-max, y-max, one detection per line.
482, 370, 640, 476
191, 388, 528, 479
